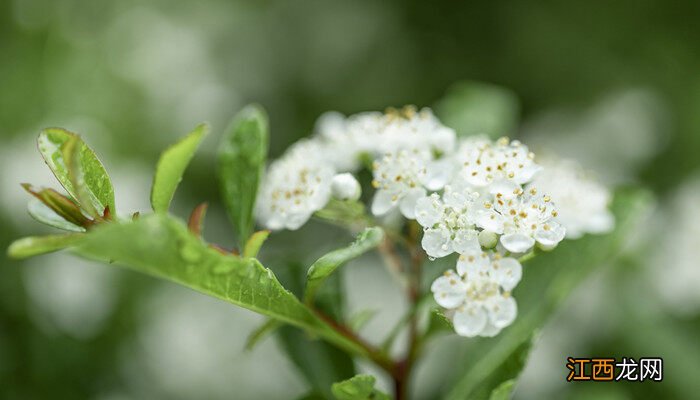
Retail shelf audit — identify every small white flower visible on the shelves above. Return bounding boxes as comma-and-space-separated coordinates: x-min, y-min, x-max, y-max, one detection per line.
372, 106, 456, 155
314, 112, 361, 171
456, 136, 541, 195
371, 149, 447, 219
330, 173, 361, 201
529, 158, 614, 239
256, 140, 334, 230
431, 249, 522, 337
414, 182, 488, 258
484, 187, 566, 253
325, 106, 457, 160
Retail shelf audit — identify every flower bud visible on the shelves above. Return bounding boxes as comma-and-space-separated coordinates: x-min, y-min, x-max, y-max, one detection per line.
478, 230, 498, 249
331, 173, 361, 201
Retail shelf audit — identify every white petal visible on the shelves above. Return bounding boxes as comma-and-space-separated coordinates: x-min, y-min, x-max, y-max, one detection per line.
478, 320, 502, 337
456, 249, 491, 277
371, 189, 396, 216
423, 158, 454, 190
452, 234, 481, 255
489, 296, 517, 329
430, 271, 466, 309
500, 233, 535, 253
492, 258, 522, 291
516, 164, 542, 184
534, 223, 566, 246
421, 228, 453, 258
453, 306, 488, 337
399, 187, 427, 219
586, 211, 615, 234
475, 210, 505, 234
285, 212, 312, 230
489, 179, 521, 198
415, 195, 440, 227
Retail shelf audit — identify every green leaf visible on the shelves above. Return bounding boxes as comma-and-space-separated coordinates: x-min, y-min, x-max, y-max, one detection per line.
434, 81, 520, 139
22, 184, 90, 228
296, 392, 326, 400
450, 334, 534, 400
348, 309, 377, 332
314, 199, 371, 230
304, 227, 384, 305
245, 318, 281, 350
279, 325, 357, 398
274, 261, 356, 396
243, 230, 270, 258
489, 380, 516, 400
218, 105, 269, 245
65, 214, 367, 357
444, 188, 652, 400
150, 124, 209, 213
27, 198, 85, 232
425, 308, 453, 338
8, 233, 84, 259
37, 128, 115, 216
331, 375, 390, 400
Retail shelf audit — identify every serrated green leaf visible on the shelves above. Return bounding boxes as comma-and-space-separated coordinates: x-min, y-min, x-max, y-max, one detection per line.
218, 105, 268, 246
8, 233, 84, 259
37, 128, 115, 216
444, 188, 652, 400
304, 227, 384, 305
27, 198, 85, 232
243, 230, 270, 258
151, 124, 209, 213
434, 81, 520, 139
489, 380, 516, 400
63, 214, 367, 358
331, 374, 390, 400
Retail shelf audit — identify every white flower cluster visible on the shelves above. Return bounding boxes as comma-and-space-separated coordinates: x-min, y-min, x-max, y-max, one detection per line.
255, 105, 614, 338
257, 106, 453, 229
432, 249, 521, 337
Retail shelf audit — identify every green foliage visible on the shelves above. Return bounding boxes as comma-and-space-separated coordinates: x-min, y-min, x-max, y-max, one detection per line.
331, 375, 390, 400
23, 185, 90, 230
274, 261, 357, 397
243, 230, 271, 258
314, 199, 371, 230
245, 318, 282, 350
58, 214, 369, 357
304, 227, 384, 305
425, 308, 453, 338
8, 233, 84, 259
37, 128, 115, 216
150, 124, 209, 213
489, 380, 516, 400
26, 199, 86, 232
443, 188, 652, 400
218, 105, 269, 246
434, 81, 520, 139
348, 309, 377, 332
279, 326, 357, 399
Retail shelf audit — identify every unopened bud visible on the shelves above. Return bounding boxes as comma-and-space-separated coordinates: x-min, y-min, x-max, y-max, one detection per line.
478, 230, 498, 249
331, 173, 361, 201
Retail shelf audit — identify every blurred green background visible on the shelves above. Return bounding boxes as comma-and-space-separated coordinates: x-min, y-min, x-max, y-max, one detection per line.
1, 1, 699, 399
